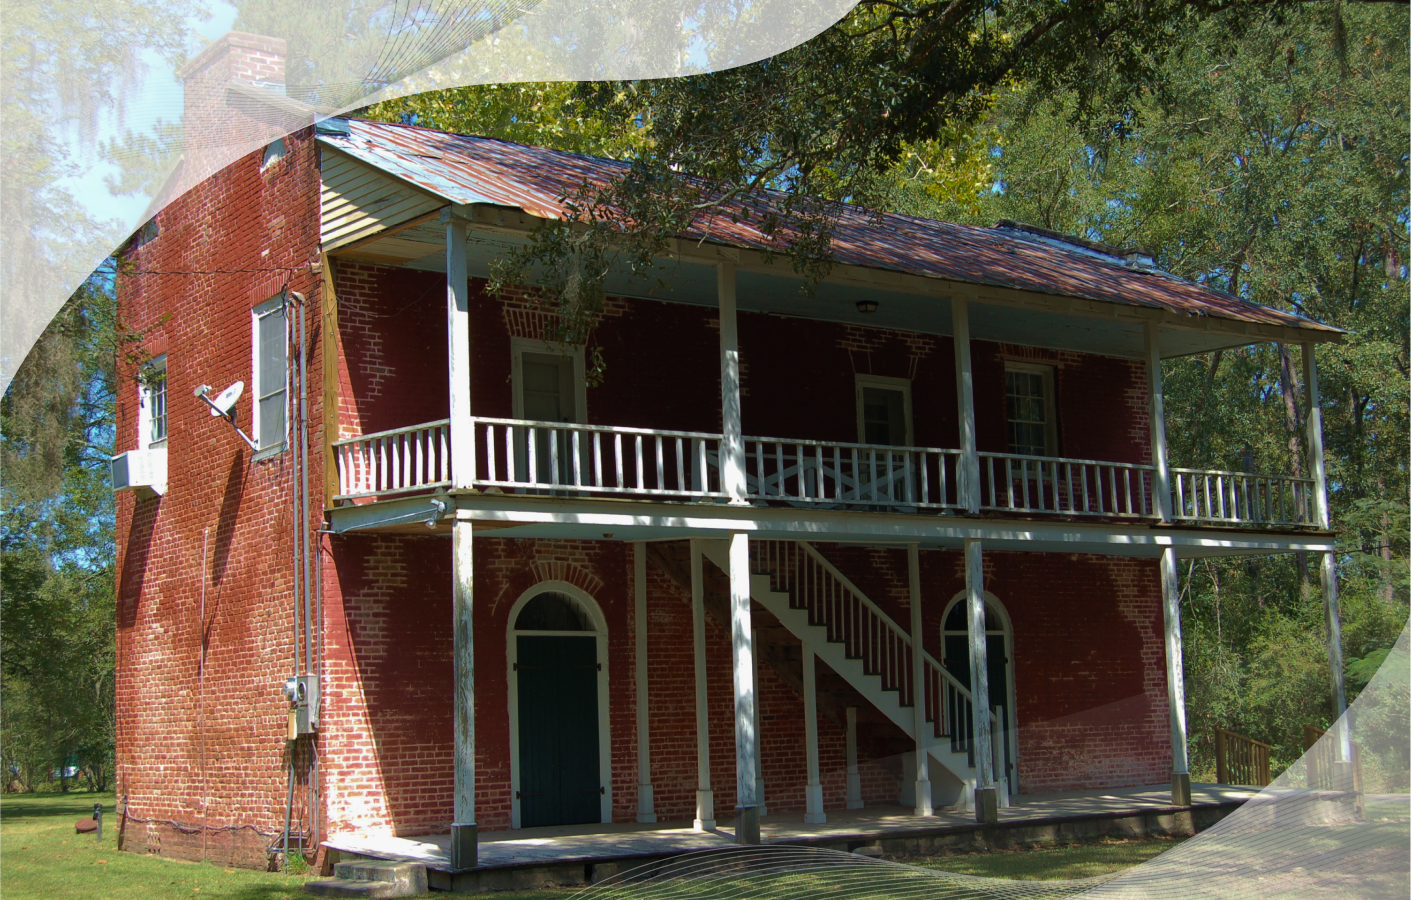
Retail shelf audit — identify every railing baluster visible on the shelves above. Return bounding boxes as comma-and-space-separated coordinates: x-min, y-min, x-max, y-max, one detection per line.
615, 433, 624, 488
634, 435, 644, 490
675, 437, 685, 492
593, 432, 603, 490
1123, 468, 1133, 516
655, 435, 665, 491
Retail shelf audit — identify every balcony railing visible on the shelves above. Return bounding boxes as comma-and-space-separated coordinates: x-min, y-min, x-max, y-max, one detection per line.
1173, 468, 1316, 527
330, 418, 1321, 530
980, 452, 1156, 519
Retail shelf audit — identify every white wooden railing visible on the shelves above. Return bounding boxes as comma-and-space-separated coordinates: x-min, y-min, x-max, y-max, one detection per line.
1172, 468, 1316, 526
752, 540, 977, 754
472, 417, 729, 500
980, 452, 1157, 519
333, 419, 1319, 531
333, 419, 451, 499
744, 438, 964, 510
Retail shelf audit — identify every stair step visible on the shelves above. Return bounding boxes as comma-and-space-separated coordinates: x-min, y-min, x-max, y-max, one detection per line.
304, 861, 428, 898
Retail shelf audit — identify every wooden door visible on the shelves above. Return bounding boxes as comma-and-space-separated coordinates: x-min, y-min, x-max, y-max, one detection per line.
516, 634, 601, 827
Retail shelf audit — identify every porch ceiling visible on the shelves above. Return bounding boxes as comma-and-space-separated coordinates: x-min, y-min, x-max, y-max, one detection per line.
335, 225, 1273, 361
324, 491, 1336, 559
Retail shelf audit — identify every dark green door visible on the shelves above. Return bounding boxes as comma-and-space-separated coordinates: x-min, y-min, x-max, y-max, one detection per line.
943, 632, 1010, 778
517, 635, 601, 828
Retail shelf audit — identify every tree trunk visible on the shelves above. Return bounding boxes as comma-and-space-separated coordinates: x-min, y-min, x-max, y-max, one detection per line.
1279, 344, 1310, 585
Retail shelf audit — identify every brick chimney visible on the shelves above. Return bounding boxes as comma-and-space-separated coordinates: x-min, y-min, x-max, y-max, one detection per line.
176, 32, 289, 180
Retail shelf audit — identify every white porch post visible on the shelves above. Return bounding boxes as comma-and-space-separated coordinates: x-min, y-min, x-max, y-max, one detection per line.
450, 520, 477, 867
1304, 344, 1353, 773
1145, 321, 1172, 522
728, 533, 761, 843
689, 540, 715, 831
802, 645, 825, 824
634, 543, 656, 823
908, 544, 932, 816
952, 299, 980, 513
1160, 547, 1191, 805
718, 262, 748, 504
845, 707, 863, 809
965, 538, 996, 823
445, 211, 474, 489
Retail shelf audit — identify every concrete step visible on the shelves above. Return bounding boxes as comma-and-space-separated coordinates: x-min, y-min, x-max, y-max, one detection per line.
304, 860, 428, 898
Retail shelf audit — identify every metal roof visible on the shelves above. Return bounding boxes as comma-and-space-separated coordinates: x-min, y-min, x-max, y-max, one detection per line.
317, 117, 1341, 338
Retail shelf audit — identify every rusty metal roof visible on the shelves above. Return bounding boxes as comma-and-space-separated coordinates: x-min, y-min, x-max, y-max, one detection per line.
318, 117, 1341, 337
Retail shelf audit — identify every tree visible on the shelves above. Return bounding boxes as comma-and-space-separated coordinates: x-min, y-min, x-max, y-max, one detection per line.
1, 275, 131, 792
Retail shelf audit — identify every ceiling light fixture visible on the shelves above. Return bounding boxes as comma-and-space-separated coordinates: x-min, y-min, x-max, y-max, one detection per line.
856, 300, 879, 314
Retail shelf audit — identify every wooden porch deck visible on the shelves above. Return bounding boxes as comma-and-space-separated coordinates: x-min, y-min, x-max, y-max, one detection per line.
323, 783, 1257, 881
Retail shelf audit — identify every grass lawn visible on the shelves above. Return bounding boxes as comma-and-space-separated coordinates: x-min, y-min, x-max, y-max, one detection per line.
3, 792, 1186, 899
897, 836, 1189, 880
0, 792, 316, 900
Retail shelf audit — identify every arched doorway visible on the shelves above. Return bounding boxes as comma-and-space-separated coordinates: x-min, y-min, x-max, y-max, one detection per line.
507, 583, 611, 829
941, 592, 1018, 794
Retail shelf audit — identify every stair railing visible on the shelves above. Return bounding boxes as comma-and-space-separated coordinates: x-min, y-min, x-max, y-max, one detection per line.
751, 540, 976, 755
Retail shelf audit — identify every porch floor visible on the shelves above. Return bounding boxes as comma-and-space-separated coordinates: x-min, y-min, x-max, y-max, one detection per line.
323, 783, 1257, 873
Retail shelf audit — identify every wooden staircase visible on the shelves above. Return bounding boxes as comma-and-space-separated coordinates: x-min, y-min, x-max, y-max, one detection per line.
649, 539, 992, 809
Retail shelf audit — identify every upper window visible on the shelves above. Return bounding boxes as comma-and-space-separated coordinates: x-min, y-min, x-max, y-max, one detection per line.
512, 338, 586, 424
261, 138, 287, 170
138, 354, 167, 449
252, 296, 288, 454
855, 374, 912, 446
1004, 363, 1056, 457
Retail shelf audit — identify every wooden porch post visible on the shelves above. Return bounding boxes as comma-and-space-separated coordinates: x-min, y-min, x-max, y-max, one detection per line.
718, 262, 748, 504
845, 707, 863, 809
908, 544, 932, 816
445, 210, 474, 489
1304, 344, 1353, 773
802, 645, 825, 824
450, 520, 476, 868
1160, 547, 1191, 806
952, 300, 980, 513
1145, 321, 1172, 522
689, 540, 715, 831
728, 533, 761, 843
965, 538, 996, 823
634, 543, 656, 823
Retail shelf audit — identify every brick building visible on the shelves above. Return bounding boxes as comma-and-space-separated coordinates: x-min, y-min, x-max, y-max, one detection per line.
112, 33, 1345, 875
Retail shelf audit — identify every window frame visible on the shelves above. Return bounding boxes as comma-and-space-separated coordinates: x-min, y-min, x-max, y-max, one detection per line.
251, 295, 289, 459
138, 354, 168, 449
854, 373, 914, 447
510, 337, 588, 424
1003, 361, 1058, 458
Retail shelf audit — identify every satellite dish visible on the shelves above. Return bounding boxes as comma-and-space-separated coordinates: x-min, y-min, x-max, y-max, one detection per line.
210, 381, 244, 417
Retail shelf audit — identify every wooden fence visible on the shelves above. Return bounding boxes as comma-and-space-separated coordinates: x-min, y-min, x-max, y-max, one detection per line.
1214, 727, 1272, 787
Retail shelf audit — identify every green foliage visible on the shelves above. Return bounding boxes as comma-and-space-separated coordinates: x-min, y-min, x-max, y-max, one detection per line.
1, 277, 128, 793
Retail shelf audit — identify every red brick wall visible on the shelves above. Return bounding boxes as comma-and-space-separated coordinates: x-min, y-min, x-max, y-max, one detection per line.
114, 124, 324, 868
330, 263, 1150, 463
812, 545, 1172, 794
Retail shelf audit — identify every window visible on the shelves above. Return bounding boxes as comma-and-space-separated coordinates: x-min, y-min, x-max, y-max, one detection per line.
138, 354, 167, 449
512, 338, 586, 424
252, 296, 288, 454
261, 138, 287, 170
854, 374, 913, 446
1004, 363, 1056, 457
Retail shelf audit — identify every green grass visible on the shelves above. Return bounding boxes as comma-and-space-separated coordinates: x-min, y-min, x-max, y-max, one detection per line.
899, 836, 1189, 880
0, 792, 314, 900
2, 793, 1187, 898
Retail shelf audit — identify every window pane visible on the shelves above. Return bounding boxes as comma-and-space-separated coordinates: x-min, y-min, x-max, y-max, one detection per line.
258, 308, 286, 399
1005, 369, 1050, 456
260, 394, 285, 448
150, 372, 167, 442
862, 387, 905, 445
